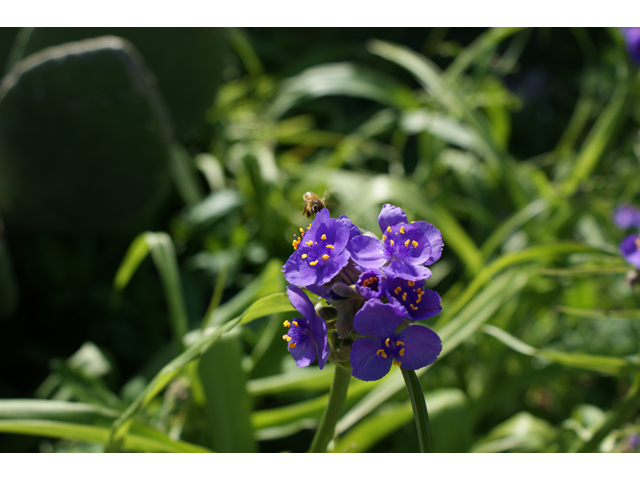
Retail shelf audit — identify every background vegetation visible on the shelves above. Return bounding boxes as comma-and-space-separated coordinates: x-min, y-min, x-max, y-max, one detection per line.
0, 27, 639, 453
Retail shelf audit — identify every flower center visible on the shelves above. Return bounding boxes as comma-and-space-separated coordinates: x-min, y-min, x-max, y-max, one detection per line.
375, 337, 406, 366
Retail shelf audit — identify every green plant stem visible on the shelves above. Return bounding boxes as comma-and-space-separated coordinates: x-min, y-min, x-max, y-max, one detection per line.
401, 368, 432, 453
308, 364, 352, 453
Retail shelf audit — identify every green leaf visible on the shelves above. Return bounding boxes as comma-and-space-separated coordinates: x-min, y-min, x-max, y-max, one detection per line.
555, 305, 640, 320
482, 325, 640, 376
169, 144, 205, 206
0, 400, 210, 453
471, 412, 556, 453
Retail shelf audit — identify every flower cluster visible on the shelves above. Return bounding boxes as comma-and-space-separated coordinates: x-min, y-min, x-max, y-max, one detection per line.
281, 204, 443, 382
613, 204, 640, 269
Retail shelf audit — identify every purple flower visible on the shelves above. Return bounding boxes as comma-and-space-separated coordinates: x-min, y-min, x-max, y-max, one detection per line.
356, 270, 386, 300
621, 28, 640, 64
613, 205, 640, 229
620, 234, 640, 269
283, 285, 330, 369
385, 277, 442, 321
282, 209, 356, 287
350, 300, 442, 381
347, 204, 443, 281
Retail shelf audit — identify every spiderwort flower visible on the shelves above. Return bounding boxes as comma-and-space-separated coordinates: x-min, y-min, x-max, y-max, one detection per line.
350, 300, 442, 381
621, 28, 640, 64
356, 270, 386, 300
620, 234, 640, 269
282, 285, 330, 369
385, 277, 442, 321
283, 209, 358, 287
613, 204, 640, 229
347, 204, 443, 281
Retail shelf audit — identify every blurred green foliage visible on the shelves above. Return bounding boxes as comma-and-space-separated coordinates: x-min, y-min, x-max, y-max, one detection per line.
0, 27, 639, 453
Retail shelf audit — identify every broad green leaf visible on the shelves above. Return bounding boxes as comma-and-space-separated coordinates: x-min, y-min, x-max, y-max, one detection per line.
179, 189, 244, 231
471, 412, 556, 453
399, 110, 480, 151
105, 291, 296, 452
169, 144, 205, 206
334, 388, 471, 453
113, 232, 188, 354
482, 325, 640, 375
555, 305, 640, 320
246, 367, 335, 396
0, 400, 210, 453
538, 265, 629, 277
268, 62, 416, 118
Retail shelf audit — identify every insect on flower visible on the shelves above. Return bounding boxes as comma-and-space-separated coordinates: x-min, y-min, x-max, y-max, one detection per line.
301, 191, 327, 218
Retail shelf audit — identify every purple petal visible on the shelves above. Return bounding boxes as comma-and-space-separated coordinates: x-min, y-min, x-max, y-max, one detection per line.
396, 325, 442, 371
289, 339, 317, 367
304, 208, 331, 241
378, 204, 408, 232
622, 28, 640, 64
347, 235, 386, 269
382, 260, 432, 282
312, 314, 330, 370
390, 226, 432, 265
412, 221, 443, 265
352, 299, 404, 338
408, 289, 442, 321
339, 214, 362, 241
283, 249, 321, 286
620, 234, 640, 269
613, 205, 640, 229
317, 249, 350, 285
350, 337, 392, 381
356, 270, 386, 300
286, 285, 316, 320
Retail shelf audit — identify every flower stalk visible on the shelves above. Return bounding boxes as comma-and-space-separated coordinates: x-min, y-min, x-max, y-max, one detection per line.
308, 363, 352, 453
401, 368, 433, 453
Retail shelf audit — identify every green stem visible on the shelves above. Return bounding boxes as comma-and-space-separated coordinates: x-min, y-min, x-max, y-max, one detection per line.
401, 368, 433, 453
308, 364, 352, 453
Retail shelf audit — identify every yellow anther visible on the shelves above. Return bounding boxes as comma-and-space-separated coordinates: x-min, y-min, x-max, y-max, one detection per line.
400, 227, 405, 234
385, 338, 390, 347
417, 288, 423, 294
636, 237, 640, 250
394, 287, 402, 295
416, 295, 422, 304
407, 281, 415, 287
402, 292, 407, 302
387, 226, 392, 232
404, 239, 410, 247
306, 240, 313, 246
376, 349, 388, 359
396, 340, 405, 346
292, 239, 298, 250
283, 335, 291, 341
382, 235, 387, 241
410, 304, 418, 310
301, 254, 307, 259
390, 240, 395, 246
310, 260, 318, 266
321, 234, 327, 240
299, 228, 305, 234
322, 254, 329, 261
292, 320, 299, 327
326, 244, 334, 249
411, 221, 415, 224
399, 349, 405, 356
289, 342, 297, 349
283, 320, 291, 327
412, 240, 418, 248
307, 225, 311, 230
393, 360, 402, 367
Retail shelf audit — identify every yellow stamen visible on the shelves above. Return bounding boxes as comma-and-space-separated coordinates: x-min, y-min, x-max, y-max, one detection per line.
393, 360, 402, 367
299, 228, 305, 234
407, 280, 415, 287
382, 235, 387, 241
402, 292, 407, 302
292, 239, 298, 250
306, 240, 313, 246
399, 349, 405, 357
636, 237, 640, 250
301, 254, 307, 259
416, 296, 422, 304
387, 226, 392, 233
394, 286, 402, 295
292, 320, 299, 327
396, 341, 404, 346
322, 254, 329, 260
307, 225, 311, 230
326, 244, 334, 249
376, 349, 388, 359
385, 338, 390, 347
400, 227, 405, 234
412, 240, 418, 248
283, 335, 291, 341
283, 320, 291, 327
411, 221, 415, 224
410, 304, 418, 310
390, 240, 394, 246
289, 343, 297, 349
417, 288, 423, 294
404, 239, 410, 247
310, 260, 318, 266
321, 234, 327, 240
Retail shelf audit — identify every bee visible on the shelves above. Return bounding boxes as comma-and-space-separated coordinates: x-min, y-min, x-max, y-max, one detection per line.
301, 191, 327, 218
